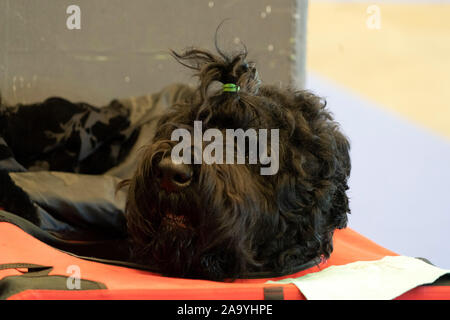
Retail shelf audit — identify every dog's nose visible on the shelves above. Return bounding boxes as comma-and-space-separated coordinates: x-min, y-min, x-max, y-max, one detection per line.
157, 158, 193, 191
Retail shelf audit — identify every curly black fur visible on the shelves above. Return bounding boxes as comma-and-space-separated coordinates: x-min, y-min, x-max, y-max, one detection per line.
119, 46, 351, 280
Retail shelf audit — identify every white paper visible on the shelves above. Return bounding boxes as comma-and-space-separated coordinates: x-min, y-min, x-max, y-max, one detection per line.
267, 256, 449, 300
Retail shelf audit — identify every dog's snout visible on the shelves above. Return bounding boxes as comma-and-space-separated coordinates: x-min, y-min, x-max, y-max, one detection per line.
157, 158, 193, 191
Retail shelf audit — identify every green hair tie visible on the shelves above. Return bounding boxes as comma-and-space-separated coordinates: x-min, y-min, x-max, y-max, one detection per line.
223, 83, 240, 92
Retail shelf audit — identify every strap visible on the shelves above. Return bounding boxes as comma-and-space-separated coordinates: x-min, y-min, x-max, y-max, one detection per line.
0, 263, 53, 277
264, 286, 284, 300
0, 263, 52, 271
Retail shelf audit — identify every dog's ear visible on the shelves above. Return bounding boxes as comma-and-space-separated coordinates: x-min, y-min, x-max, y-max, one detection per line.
288, 89, 351, 232
302, 90, 351, 230
327, 124, 351, 230
268, 88, 351, 229
294, 91, 351, 265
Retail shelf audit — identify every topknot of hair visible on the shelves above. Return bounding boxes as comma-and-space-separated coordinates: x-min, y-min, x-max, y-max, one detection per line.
170, 45, 261, 99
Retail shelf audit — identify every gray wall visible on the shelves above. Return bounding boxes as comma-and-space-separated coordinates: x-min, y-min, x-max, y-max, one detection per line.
0, 0, 306, 106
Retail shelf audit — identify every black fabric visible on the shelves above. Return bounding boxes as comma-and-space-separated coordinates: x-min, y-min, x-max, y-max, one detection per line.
8, 171, 128, 240
0, 171, 39, 224
0, 210, 131, 261
0, 97, 132, 172
0, 84, 193, 261
0, 144, 13, 160
430, 274, 450, 286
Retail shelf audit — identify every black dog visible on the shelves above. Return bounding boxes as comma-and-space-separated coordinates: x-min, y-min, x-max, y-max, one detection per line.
119, 47, 351, 280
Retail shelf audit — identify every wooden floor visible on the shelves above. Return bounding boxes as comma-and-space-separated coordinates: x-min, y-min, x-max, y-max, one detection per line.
307, 2, 450, 139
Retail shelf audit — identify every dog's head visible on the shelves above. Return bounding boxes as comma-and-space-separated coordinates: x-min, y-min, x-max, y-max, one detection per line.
120, 48, 351, 280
